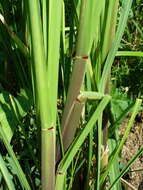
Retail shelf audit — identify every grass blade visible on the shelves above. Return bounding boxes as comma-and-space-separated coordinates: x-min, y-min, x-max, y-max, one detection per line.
0, 153, 15, 190
108, 139, 122, 190
100, 98, 142, 187
99, 0, 133, 93
116, 51, 143, 57
108, 146, 143, 190
0, 124, 31, 190
55, 95, 111, 190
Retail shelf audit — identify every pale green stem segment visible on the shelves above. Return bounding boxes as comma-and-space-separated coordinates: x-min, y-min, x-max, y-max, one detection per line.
0, 124, 31, 190
27, 0, 49, 189
100, 98, 142, 187
26, 0, 62, 189
78, 91, 106, 101
60, 0, 99, 155
42, 0, 48, 59
101, 0, 119, 63
55, 95, 111, 190
44, 0, 62, 188
60, 58, 87, 154
60, 91, 106, 154
61, 100, 85, 153
60, 90, 105, 152
45, 2, 62, 188
0, 153, 15, 190
46, 0, 62, 125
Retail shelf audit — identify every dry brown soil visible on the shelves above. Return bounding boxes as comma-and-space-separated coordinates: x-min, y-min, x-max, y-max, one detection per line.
119, 113, 143, 190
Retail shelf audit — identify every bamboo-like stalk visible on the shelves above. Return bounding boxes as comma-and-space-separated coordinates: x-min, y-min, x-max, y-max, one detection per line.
61, 91, 106, 153
26, 0, 61, 189
59, 0, 98, 158
26, 0, 50, 188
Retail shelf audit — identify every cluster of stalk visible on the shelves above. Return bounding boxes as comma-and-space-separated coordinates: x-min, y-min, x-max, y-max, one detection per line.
1, 0, 139, 190
26, 0, 61, 189
1, 0, 143, 190
25, 0, 141, 189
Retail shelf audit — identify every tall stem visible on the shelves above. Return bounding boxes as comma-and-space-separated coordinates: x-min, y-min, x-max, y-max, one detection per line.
26, 0, 61, 189
59, 0, 97, 158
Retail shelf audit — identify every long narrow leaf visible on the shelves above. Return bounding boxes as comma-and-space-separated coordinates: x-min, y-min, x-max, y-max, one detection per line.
55, 95, 111, 190
0, 124, 31, 190
100, 98, 142, 186
108, 146, 143, 190
0, 153, 15, 190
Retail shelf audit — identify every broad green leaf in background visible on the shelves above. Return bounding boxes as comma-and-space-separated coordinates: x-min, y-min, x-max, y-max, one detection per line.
0, 89, 33, 142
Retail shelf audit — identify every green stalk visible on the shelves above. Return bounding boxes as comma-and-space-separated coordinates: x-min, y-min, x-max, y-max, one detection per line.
58, 91, 106, 156
101, 0, 119, 63
26, 0, 62, 189
60, 0, 100, 155
61, 100, 85, 153
44, 0, 62, 188
42, 0, 48, 59
45, 0, 62, 179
